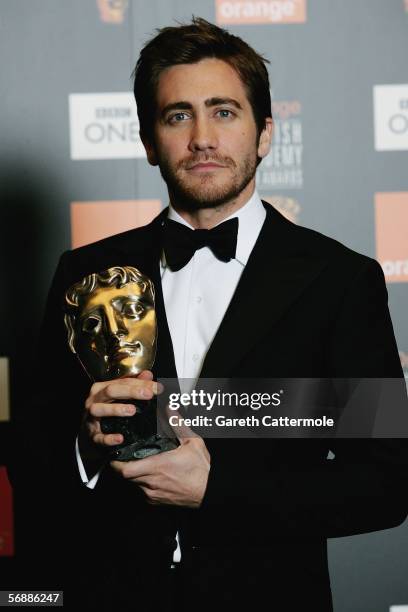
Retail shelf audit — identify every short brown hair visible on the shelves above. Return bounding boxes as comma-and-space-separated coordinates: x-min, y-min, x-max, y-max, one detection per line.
132, 16, 272, 143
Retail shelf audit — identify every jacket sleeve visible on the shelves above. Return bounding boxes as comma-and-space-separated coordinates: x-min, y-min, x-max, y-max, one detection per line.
7, 251, 90, 491
200, 259, 408, 539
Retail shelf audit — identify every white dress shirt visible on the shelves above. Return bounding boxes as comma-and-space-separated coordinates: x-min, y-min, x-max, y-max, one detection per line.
162, 189, 266, 391
76, 190, 266, 488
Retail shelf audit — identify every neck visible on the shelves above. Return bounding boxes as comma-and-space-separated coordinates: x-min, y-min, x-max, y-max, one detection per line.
169, 180, 255, 229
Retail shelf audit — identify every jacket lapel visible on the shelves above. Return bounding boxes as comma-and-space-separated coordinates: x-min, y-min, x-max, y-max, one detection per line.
110, 208, 178, 380
111, 201, 328, 381
199, 202, 328, 378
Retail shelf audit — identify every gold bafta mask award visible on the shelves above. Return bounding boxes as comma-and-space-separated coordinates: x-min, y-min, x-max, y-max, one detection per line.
64, 266, 177, 461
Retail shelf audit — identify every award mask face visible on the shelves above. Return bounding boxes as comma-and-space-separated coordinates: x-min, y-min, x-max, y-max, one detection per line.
64, 265, 177, 461
64, 266, 157, 381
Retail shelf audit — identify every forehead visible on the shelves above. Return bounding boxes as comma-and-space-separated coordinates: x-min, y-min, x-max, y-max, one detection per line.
156, 58, 250, 108
83, 282, 145, 310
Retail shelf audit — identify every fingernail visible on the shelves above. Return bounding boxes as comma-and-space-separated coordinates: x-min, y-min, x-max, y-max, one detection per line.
124, 406, 135, 415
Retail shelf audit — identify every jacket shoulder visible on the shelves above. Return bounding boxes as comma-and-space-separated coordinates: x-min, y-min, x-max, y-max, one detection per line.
72, 210, 163, 256
60, 209, 165, 275
275, 206, 378, 270
52, 210, 166, 293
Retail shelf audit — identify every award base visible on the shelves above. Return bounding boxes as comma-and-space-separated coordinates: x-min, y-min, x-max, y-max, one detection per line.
101, 398, 178, 461
110, 434, 178, 461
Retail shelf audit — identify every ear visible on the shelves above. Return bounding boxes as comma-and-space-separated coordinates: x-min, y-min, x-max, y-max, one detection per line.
141, 134, 159, 166
257, 117, 273, 160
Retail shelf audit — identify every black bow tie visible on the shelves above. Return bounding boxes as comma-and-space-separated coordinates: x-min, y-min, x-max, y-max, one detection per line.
163, 217, 239, 271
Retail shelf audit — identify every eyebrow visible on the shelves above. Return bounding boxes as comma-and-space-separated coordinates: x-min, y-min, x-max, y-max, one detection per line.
160, 97, 243, 119
205, 97, 243, 110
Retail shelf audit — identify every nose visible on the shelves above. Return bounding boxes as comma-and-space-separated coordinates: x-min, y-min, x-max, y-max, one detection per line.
188, 114, 218, 153
104, 308, 127, 338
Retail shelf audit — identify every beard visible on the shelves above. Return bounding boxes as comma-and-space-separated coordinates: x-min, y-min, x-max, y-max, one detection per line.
155, 149, 258, 212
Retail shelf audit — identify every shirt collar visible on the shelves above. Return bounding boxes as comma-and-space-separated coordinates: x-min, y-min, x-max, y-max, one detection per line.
165, 190, 266, 266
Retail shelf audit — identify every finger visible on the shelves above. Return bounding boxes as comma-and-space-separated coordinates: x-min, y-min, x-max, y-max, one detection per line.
122, 372, 164, 394
140, 486, 161, 504
136, 370, 154, 380
93, 432, 124, 447
110, 453, 163, 478
93, 380, 162, 404
109, 465, 157, 489
118, 371, 153, 384
87, 402, 137, 418
137, 371, 165, 395
164, 404, 198, 443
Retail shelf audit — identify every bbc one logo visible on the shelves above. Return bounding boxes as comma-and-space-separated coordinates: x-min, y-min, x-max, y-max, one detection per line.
69, 93, 146, 160
399, 350, 408, 380
375, 192, 408, 283
374, 85, 408, 151
215, 0, 306, 24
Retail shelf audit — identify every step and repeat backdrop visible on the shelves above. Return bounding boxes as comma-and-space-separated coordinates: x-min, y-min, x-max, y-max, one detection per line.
0, 1, 407, 610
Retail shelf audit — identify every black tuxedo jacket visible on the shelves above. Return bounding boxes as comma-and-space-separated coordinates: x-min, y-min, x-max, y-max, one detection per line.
9, 201, 408, 608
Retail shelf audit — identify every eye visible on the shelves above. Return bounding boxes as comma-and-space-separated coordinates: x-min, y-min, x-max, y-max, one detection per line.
168, 112, 190, 124
216, 109, 234, 119
82, 316, 101, 333
122, 301, 144, 319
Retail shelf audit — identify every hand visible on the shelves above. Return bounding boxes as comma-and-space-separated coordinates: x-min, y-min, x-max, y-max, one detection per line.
110, 432, 211, 509
81, 370, 162, 450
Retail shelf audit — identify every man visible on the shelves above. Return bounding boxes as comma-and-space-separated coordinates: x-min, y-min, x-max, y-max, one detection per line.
10, 17, 408, 612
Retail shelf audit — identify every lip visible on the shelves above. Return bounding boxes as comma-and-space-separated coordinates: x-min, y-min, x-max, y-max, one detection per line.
187, 162, 226, 171
109, 342, 142, 360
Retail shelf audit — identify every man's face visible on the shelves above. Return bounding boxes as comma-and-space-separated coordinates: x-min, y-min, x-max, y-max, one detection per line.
74, 282, 157, 381
144, 58, 272, 210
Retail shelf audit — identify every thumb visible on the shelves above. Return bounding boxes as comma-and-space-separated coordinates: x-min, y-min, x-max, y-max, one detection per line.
163, 403, 198, 444
137, 370, 154, 380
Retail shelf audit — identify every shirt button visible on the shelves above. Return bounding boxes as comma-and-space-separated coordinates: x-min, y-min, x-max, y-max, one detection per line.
196, 296, 202, 303
192, 354, 199, 361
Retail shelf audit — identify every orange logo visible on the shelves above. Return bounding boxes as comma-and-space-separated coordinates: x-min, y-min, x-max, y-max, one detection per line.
375, 192, 408, 283
97, 0, 128, 24
272, 100, 302, 120
399, 350, 408, 374
0, 357, 9, 423
262, 196, 301, 223
0, 467, 13, 556
215, 0, 306, 24
70, 200, 162, 249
